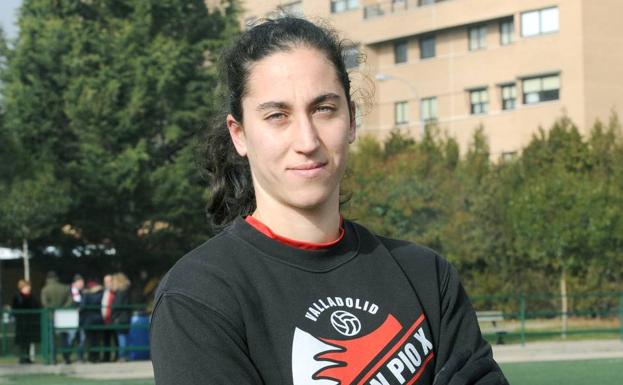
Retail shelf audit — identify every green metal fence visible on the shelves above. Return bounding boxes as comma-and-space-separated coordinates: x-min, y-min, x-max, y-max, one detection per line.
3, 292, 622, 363
1, 304, 150, 364
471, 291, 623, 346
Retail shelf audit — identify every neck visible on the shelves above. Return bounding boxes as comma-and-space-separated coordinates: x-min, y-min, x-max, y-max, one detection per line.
253, 194, 341, 244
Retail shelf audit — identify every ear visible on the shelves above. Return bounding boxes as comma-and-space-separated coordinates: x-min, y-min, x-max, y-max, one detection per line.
348, 102, 357, 144
227, 114, 248, 156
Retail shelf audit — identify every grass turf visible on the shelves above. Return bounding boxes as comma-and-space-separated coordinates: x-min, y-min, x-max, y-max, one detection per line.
2, 358, 622, 384
500, 357, 623, 385
0, 375, 154, 385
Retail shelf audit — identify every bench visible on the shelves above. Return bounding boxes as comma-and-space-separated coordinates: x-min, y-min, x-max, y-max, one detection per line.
476, 310, 507, 345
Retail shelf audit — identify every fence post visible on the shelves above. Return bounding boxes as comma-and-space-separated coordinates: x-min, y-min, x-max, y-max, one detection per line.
520, 294, 526, 347
41, 308, 56, 365
49, 308, 56, 364
1, 309, 7, 356
619, 293, 623, 342
40, 308, 49, 364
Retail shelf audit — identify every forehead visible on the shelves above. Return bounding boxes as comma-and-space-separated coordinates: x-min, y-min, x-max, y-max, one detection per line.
244, 46, 345, 102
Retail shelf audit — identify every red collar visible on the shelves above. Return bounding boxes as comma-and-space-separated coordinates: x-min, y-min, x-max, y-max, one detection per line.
245, 215, 345, 250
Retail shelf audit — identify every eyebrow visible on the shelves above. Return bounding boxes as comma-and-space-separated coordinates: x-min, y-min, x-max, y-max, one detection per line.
255, 92, 342, 112
311, 92, 341, 105
256, 101, 289, 112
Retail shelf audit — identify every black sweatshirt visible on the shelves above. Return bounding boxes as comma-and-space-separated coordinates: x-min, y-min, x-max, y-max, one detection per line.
151, 217, 508, 385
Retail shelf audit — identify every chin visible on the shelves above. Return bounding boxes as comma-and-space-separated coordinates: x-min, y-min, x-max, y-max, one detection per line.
286, 190, 335, 211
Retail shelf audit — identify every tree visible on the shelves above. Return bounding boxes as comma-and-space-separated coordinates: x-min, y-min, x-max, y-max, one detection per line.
344, 127, 462, 250
345, 116, 623, 315
504, 116, 623, 333
0, 26, 15, 180
577, 114, 623, 302
0, 168, 70, 280
2, 0, 240, 274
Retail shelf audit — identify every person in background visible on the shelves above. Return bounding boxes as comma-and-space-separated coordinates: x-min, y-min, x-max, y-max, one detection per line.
101, 274, 116, 362
111, 272, 132, 361
11, 280, 41, 364
81, 278, 104, 362
41, 271, 72, 364
70, 274, 84, 304
68, 274, 86, 362
130, 270, 149, 305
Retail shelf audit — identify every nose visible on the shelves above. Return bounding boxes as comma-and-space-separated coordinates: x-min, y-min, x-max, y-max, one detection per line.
292, 114, 321, 154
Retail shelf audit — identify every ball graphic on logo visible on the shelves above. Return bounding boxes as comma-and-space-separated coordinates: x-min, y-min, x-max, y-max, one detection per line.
330, 310, 361, 337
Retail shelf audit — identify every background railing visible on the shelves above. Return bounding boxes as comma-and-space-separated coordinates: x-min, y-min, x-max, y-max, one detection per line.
1, 304, 150, 364
471, 291, 623, 346
3, 293, 622, 363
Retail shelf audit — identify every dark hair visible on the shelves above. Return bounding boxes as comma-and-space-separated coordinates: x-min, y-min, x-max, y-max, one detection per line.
202, 17, 355, 227
46, 271, 58, 280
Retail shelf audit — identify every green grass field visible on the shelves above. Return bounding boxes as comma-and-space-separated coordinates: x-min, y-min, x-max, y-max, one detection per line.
501, 358, 623, 385
0, 375, 154, 385
1, 358, 622, 384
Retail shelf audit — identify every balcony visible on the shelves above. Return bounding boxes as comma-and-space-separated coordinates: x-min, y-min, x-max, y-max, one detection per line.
363, 0, 449, 20
339, 0, 521, 45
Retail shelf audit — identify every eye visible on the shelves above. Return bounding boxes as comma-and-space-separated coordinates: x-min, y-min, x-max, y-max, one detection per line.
266, 112, 287, 121
315, 105, 336, 114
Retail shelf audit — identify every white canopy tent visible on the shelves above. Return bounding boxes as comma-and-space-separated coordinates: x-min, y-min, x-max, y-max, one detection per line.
0, 247, 22, 261
0, 247, 23, 308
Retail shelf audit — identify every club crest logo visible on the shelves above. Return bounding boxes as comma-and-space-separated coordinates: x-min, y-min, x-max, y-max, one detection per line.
292, 296, 435, 385
330, 310, 361, 337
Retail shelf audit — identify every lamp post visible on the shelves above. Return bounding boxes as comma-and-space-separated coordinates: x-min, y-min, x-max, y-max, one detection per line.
374, 73, 423, 137
375, 73, 419, 97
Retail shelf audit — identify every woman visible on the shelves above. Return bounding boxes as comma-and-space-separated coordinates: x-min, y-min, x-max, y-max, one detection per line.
151, 17, 508, 385
111, 272, 132, 361
11, 279, 40, 364
81, 278, 104, 362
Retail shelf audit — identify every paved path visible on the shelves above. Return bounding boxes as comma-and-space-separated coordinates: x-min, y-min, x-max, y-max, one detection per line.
493, 339, 623, 363
0, 361, 154, 379
1, 340, 622, 379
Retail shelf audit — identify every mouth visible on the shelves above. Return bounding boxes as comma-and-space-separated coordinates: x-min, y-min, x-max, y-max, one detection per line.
289, 161, 327, 171
288, 161, 328, 177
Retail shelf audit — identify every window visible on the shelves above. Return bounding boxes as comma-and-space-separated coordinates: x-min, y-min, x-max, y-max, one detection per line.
470, 89, 489, 114
419, 0, 447, 5
500, 19, 515, 45
521, 7, 559, 37
364, 4, 384, 19
343, 46, 360, 70
280, 1, 303, 17
501, 151, 517, 161
331, 0, 358, 13
540, 8, 560, 33
395, 101, 408, 125
501, 84, 516, 110
523, 74, 560, 104
469, 25, 487, 51
420, 97, 437, 122
394, 40, 408, 64
392, 0, 407, 12
419, 35, 436, 59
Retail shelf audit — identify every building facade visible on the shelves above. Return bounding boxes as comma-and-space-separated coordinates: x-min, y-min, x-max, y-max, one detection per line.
238, 0, 623, 157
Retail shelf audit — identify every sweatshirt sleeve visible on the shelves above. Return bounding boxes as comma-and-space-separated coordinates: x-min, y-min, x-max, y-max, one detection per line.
433, 259, 509, 385
150, 292, 263, 385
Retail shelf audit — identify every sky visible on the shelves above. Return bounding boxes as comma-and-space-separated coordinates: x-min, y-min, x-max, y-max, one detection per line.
0, 0, 22, 41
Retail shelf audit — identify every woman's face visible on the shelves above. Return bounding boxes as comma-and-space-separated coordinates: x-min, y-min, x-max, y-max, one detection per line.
21, 285, 31, 295
228, 46, 355, 215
